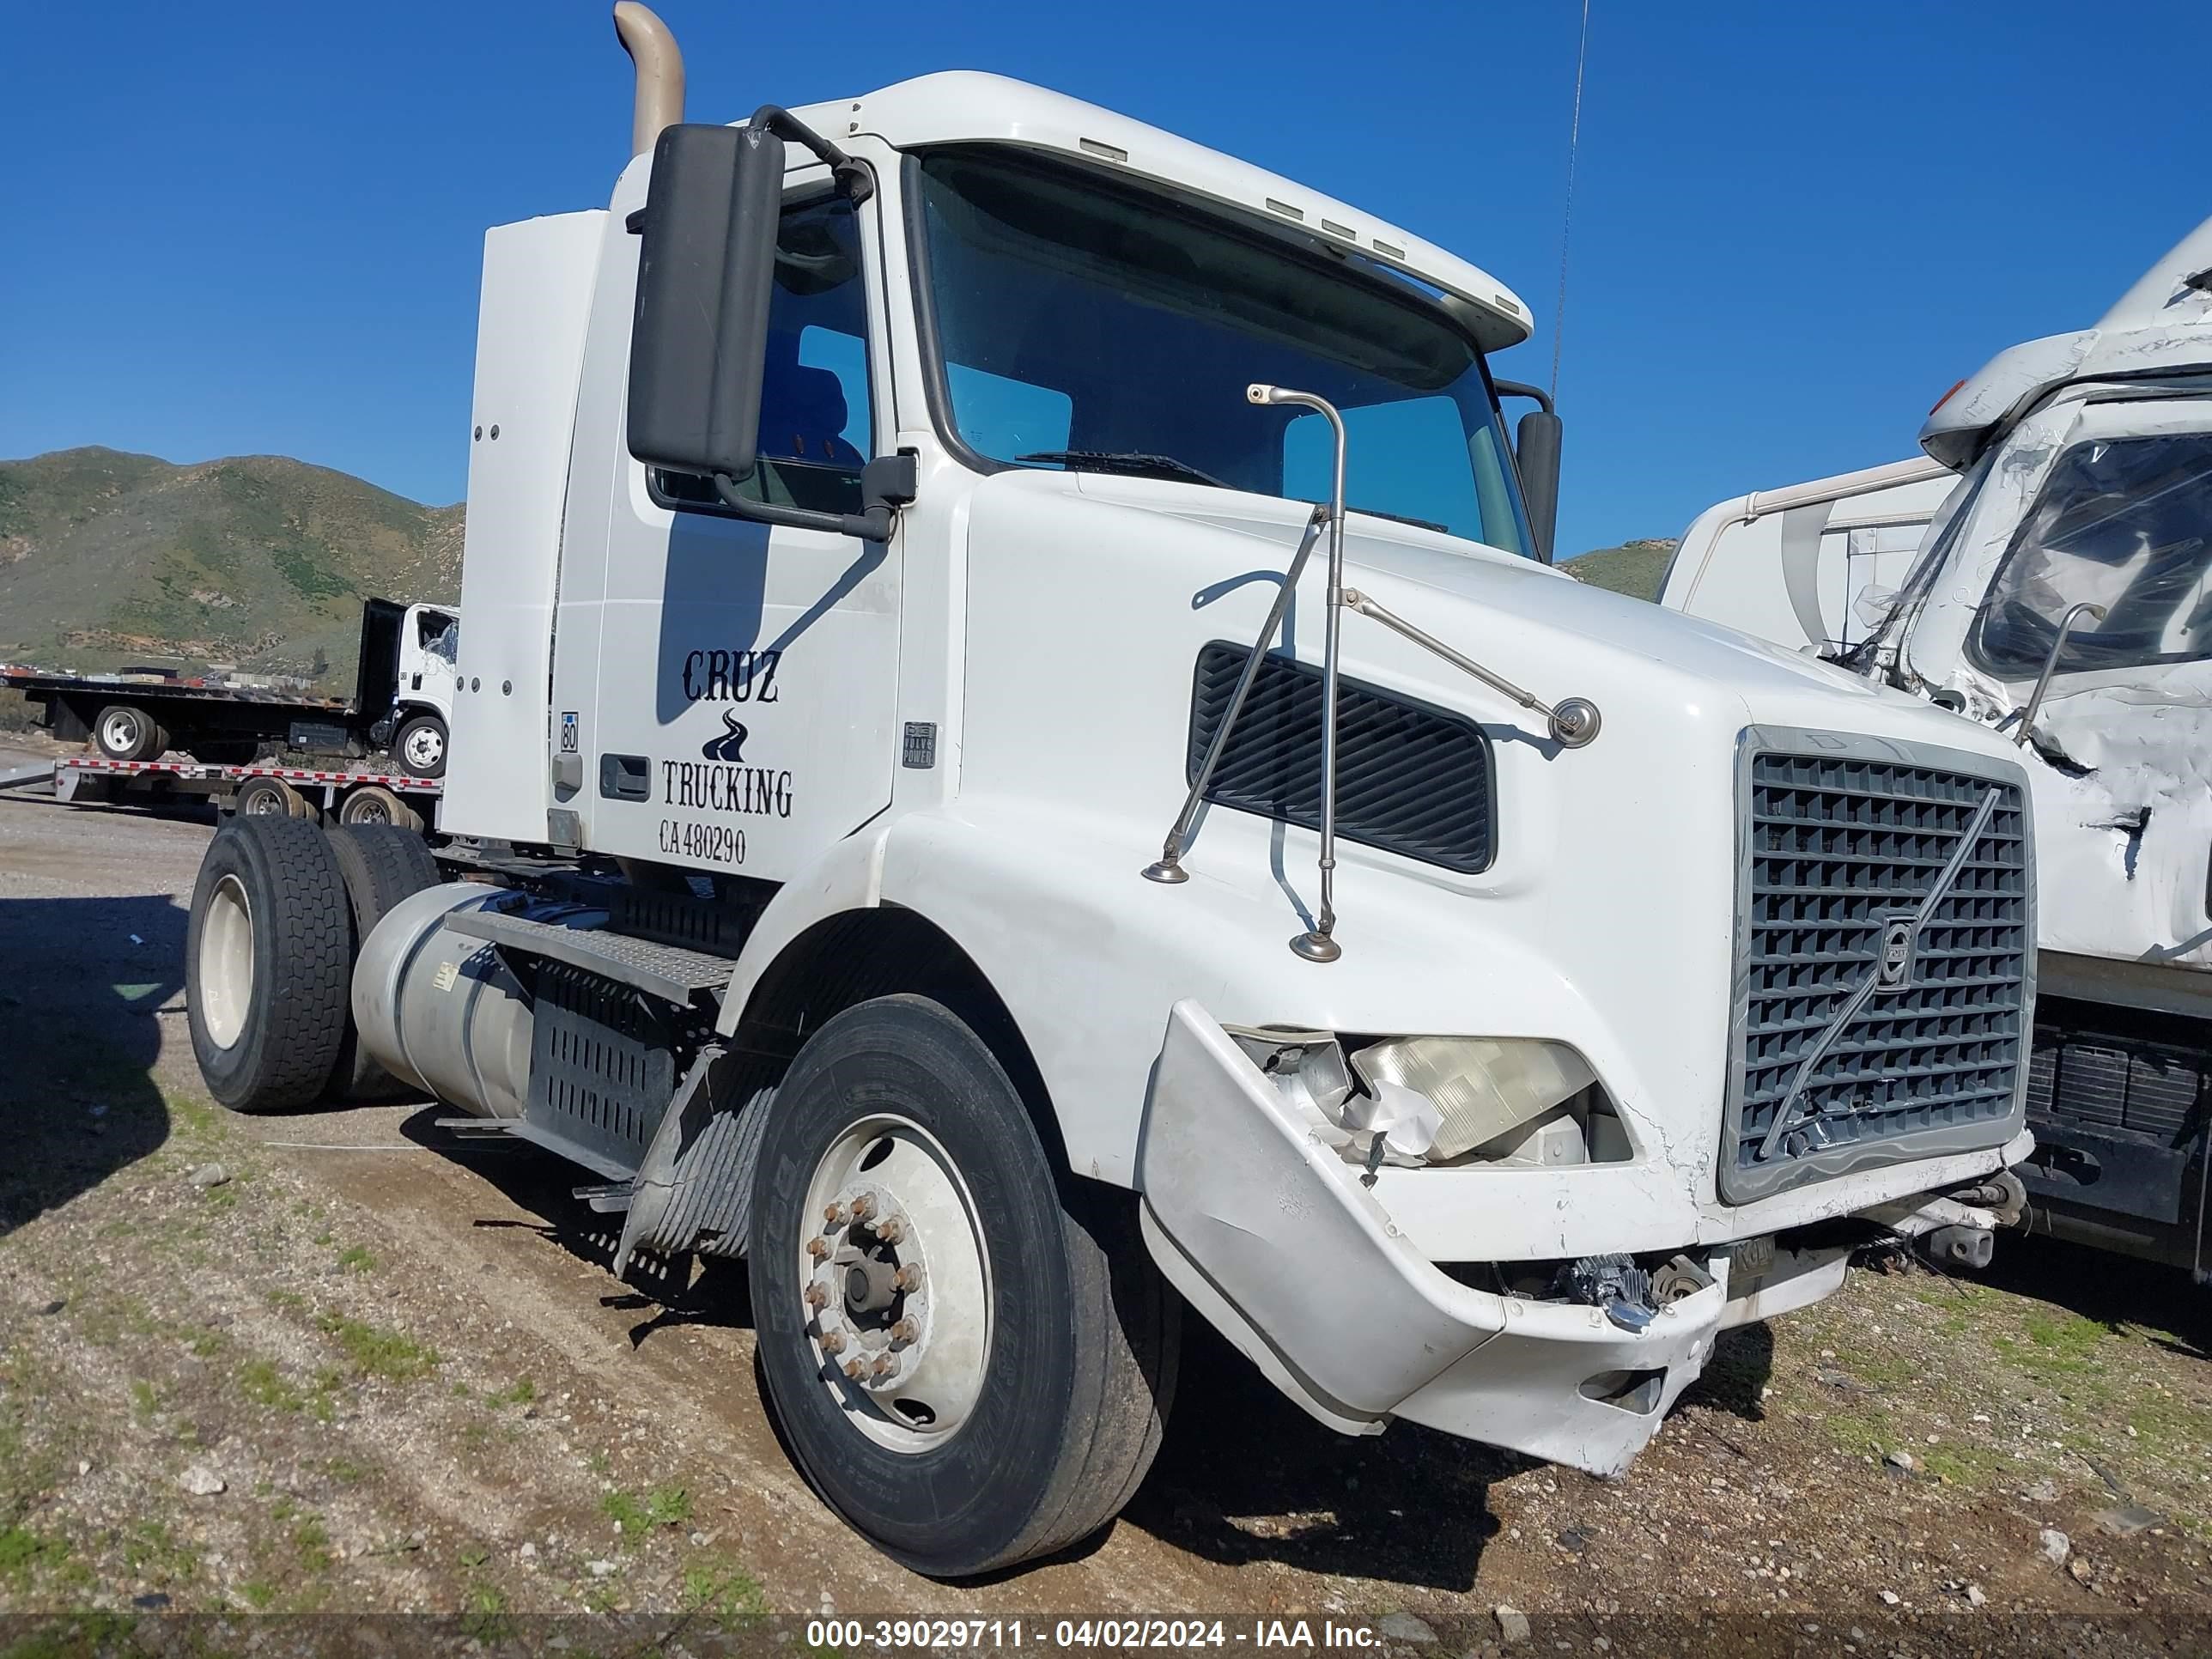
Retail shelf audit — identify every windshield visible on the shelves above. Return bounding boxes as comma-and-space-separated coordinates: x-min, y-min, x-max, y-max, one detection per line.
911, 149, 1532, 554
1971, 430, 2212, 678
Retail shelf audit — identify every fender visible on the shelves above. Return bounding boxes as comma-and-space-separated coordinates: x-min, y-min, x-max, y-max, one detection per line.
866, 799, 1666, 1189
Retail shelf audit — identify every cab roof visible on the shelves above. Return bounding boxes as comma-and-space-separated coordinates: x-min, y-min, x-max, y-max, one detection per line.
788, 71, 1534, 353
1921, 214, 2212, 471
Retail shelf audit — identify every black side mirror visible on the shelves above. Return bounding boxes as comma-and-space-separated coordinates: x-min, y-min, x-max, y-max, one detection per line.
1493, 380, 1563, 564
1514, 410, 1563, 564
627, 122, 786, 483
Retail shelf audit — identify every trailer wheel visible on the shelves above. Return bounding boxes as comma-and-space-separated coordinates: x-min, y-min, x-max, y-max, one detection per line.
750, 995, 1178, 1577
185, 818, 352, 1113
324, 825, 441, 1099
232, 776, 296, 818
394, 714, 448, 779
94, 703, 166, 763
337, 784, 422, 833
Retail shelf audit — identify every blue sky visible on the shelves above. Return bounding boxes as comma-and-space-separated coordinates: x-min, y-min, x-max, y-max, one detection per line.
3, 1, 2203, 557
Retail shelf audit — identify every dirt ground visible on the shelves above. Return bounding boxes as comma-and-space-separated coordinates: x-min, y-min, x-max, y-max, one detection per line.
5, 765, 2212, 1656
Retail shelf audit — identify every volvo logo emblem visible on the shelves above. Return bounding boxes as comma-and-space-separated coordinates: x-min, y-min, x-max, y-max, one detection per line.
1875, 915, 1917, 992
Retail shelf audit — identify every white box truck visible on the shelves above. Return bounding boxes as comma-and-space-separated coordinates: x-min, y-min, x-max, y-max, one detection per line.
183, 3, 2040, 1577
1662, 216, 2212, 1276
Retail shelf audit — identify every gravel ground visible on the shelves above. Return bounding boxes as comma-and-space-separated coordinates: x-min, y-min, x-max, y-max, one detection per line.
4, 775, 2212, 1656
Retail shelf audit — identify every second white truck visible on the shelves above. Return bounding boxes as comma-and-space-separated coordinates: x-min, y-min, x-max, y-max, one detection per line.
1663, 216, 2212, 1276
184, 5, 2039, 1576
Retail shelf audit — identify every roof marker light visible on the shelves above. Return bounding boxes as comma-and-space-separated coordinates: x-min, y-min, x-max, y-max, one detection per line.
1321, 219, 1355, 240
1265, 198, 1304, 221
1929, 378, 1966, 416
1078, 137, 1127, 163
1372, 240, 1405, 259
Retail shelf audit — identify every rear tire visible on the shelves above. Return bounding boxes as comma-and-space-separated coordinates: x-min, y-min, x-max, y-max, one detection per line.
232, 776, 297, 819
394, 714, 447, 779
93, 703, 165, 763
749, 995, 1178, 1578
337, 784, 422, 833
324, 825, 442, 1099
185, 818, 351, 1113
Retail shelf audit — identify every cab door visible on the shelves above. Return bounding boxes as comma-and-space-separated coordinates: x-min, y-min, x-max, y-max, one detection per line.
587, 175, 899, 882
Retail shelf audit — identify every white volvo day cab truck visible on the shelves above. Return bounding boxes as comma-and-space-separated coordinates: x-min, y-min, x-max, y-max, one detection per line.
1662, 216, 2212, 1277
185, 4, 2039, 1576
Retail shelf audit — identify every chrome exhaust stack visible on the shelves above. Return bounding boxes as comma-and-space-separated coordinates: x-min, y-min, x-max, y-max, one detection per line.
613, 2, 685, 159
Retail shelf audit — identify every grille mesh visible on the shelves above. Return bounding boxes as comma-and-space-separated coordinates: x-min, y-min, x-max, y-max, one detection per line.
1730, 747, 2030, 1191
1188, 641, 1494, 875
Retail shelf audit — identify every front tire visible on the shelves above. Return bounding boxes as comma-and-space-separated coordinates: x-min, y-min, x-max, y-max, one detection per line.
185, 819, 351, 1113
394, 714, 447, 779
750, 995, 1178, 1577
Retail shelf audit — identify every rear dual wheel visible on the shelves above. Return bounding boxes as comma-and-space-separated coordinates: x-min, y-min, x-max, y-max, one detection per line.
93, 703, 167, 763
750, 996, 1179, 1577
185, 818, 439, 1111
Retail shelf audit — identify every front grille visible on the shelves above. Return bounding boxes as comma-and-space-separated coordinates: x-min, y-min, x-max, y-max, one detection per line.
1722, 732, 2032, 1203
1188, 641, 1494, 874
2029, 1001, 2209, 1145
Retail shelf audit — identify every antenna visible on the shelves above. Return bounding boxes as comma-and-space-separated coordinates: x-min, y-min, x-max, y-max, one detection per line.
1548, 0, 1593, 404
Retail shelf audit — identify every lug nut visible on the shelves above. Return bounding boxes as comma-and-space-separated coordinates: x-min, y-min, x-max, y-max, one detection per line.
823, 1202, 848, 1226
805, 1236, 830, 1261
850, 1192, 878, 1220
892, 1264, 923, 1292
843, 1358, 866, 1381
818, 1329, 846, 1355
870, 1353, 896, 1379
873, 1216, 906, 1244
803, 1282, 829, 1310
889, 1316, 920, 1346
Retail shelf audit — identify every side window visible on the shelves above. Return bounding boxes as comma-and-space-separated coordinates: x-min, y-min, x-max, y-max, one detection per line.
655, 189, 873, 518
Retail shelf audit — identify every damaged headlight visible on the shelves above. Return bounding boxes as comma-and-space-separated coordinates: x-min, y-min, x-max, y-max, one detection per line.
1227, 1026, 1620, 1169
1349, 1036, 1595, 1161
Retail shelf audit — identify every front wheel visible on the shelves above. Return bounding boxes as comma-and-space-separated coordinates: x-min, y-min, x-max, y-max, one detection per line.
749, 995, 1178, 1578
394, 714, 447, 779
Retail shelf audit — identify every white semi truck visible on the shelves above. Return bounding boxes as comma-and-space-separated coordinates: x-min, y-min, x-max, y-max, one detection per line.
185, 5, 2040, 1577
1662, 217, 2212, 1278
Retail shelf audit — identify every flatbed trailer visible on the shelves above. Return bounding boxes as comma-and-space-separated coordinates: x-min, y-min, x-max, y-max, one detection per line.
0, 596, 458, 778
50, 755, 442, 832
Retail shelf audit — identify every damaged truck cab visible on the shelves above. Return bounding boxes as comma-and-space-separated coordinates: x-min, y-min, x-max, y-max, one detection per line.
1662, 216, 2212, 1275
186, 4, 2036, 1577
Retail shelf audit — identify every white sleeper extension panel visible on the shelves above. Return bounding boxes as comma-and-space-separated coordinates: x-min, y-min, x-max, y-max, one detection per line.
441, 210, 605, 844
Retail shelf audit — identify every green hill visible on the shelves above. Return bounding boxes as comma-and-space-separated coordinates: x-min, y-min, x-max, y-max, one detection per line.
1563, 538, 1677, 601
0, 447, 462, 690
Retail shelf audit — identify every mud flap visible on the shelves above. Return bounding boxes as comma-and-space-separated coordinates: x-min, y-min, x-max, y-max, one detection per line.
612, 1041, 774, 1273
1135, 1001, 1504, 1432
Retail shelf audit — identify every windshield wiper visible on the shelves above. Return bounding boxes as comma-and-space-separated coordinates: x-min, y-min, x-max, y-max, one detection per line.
1017, 450, 1229, 489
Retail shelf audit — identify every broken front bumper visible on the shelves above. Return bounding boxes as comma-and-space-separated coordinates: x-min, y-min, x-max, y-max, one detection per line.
1135, 1002, 1854, 1475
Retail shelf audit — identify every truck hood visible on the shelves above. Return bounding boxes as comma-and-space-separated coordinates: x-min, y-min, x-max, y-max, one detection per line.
1074, 476, 1982, 746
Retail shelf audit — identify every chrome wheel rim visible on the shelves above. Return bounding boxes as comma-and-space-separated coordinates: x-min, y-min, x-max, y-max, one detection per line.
200, 874, 254, 1048
798, 1115, 993, 1453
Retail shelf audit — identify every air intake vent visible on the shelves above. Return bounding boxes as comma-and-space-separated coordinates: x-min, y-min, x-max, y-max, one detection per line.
1188, 641, 1494, 875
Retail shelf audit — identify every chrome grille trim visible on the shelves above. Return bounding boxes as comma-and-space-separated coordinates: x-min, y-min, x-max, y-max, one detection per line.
1720, 726, 2035, 1205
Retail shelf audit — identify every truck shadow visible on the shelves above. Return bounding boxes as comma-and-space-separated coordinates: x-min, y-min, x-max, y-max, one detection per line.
1974, 1233, 2212, 1358
0, 893, 185, 1238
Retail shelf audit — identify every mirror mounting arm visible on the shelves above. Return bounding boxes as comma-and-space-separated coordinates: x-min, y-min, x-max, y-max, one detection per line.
746, 105, 872, 204
708, 451, 915, 544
